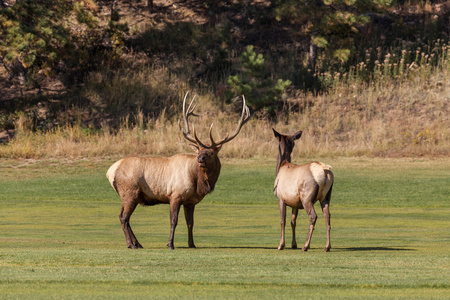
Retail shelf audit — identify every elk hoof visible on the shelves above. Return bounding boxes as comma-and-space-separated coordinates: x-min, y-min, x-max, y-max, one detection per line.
292, 244, 298, 249
325, 247, 331, 252
278, 245, 285, 250
302, 246, 309, 252
188, 244, 196, 248
167, 241, 175, 250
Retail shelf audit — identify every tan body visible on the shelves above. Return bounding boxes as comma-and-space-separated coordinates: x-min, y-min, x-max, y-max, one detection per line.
275, 161, 333, 209
107, 154, 213, 206
107, 92, 250, 249
107, 153, 220, 249
273, 129, 334, 252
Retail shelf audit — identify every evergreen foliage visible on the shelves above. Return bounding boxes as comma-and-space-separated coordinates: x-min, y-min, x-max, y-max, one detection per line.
226, 45, 291, 115
1, 1, 60, 84
0, 0, 104, 88
274, 0, 391, 71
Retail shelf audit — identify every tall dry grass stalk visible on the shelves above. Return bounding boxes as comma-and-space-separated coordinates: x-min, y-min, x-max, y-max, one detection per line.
1, 44, 449, 160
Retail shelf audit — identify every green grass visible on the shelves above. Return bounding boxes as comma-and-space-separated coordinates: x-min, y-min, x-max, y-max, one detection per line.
0, 157, 449, 299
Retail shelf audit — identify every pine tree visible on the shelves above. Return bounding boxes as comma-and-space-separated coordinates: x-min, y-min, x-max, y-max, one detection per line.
226, 45, 291, 115
274, 0, 392, 74
0, 0, 97, 89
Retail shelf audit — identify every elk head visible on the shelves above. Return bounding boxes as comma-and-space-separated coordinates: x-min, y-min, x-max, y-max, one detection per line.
273, 128, 303, 174
179, 92, 251, 195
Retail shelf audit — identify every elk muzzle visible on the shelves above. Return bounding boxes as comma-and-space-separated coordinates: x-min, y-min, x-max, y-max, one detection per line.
198, 155, 206, 167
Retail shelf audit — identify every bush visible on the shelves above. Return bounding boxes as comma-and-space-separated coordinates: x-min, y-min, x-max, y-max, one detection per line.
225, 45, 291, 115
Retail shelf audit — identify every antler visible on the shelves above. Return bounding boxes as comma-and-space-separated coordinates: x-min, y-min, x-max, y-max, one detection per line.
179, 92, 209, 148
210, 95, 251, 148
179, 93, 251, 149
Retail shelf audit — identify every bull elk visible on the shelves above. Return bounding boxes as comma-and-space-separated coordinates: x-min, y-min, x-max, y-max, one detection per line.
107, 93, 251, 249
272, 129, 334, 252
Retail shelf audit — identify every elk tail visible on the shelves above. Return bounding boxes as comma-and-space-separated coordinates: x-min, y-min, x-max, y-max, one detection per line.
319, 162, 332, 171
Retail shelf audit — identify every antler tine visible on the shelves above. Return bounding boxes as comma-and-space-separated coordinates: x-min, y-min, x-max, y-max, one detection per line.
214, 95, 251, 147
179, 92, 210, 148
179, 92, 198, 144
193, 124, 209, 149
182, 92, 198, 134
186, 96, 197, 118
208, 123, 218, 147
178, 119, 196, 144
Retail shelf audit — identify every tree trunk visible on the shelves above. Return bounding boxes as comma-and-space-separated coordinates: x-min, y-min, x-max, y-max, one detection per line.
308, 40, 317, 75
110, 0, 115, 22
147, 0, 153, 12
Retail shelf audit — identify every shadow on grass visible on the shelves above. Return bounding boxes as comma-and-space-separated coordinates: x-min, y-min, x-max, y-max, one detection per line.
207, 246, 417, 251
176, 246, 277, 250
150, 246, 417, 251
335, 246, 416, 252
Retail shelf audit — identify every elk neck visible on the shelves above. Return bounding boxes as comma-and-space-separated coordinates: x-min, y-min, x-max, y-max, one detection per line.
276, 143, 292, 175
196, 156, 221, 196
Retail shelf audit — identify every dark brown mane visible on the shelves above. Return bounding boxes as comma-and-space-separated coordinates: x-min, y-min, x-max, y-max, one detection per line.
196, 158, 221, 196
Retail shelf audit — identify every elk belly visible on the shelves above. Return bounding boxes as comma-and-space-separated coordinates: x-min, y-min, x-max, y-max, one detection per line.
275, 177, 303, 208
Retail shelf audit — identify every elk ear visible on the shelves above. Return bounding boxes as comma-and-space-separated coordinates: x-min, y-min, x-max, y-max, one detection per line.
189, 144, 200, 153
289, 130, 303, 142
273, 128, 282, 140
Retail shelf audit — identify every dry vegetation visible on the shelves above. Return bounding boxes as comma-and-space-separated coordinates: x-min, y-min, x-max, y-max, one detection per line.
3, 56, 448, 159
0, 0, 449, 159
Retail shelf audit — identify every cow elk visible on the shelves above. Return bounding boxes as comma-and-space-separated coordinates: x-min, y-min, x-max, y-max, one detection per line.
107, 93, 251, 249
272, 129, 334, 252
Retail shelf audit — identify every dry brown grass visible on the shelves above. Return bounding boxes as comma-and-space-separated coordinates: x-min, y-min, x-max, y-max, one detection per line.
1, 58, 448, 160
1, 37, 449, 160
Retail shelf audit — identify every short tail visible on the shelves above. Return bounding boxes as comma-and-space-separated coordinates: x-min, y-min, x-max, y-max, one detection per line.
319, 162, 332, 171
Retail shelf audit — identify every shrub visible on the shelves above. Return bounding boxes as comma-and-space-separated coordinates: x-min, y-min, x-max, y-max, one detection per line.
225, 45, 291, 115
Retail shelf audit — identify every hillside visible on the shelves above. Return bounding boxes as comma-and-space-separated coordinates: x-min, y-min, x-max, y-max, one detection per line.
0, 0, 449, 157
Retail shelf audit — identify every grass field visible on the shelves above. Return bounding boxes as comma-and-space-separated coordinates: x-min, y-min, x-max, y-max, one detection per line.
0, 157, 449, 299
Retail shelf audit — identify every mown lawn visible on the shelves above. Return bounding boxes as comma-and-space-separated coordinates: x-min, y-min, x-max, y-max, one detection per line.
0, 157, 449, 299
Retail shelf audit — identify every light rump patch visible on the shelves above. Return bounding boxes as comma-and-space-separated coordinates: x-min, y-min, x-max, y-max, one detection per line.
309, 162, 331, 187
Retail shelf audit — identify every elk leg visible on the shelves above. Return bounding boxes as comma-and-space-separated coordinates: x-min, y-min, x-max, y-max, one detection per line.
320, 200, 331, 252
119, 202, 142, 249
278, 198, 286, 250
184, 204, 196, 248
128, 222, 143, 249
119, 207, 132, 248
167, 200, 181, 250
321, 185, 333, 252
302, 202, 317, 252
291, 208, 298, 249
